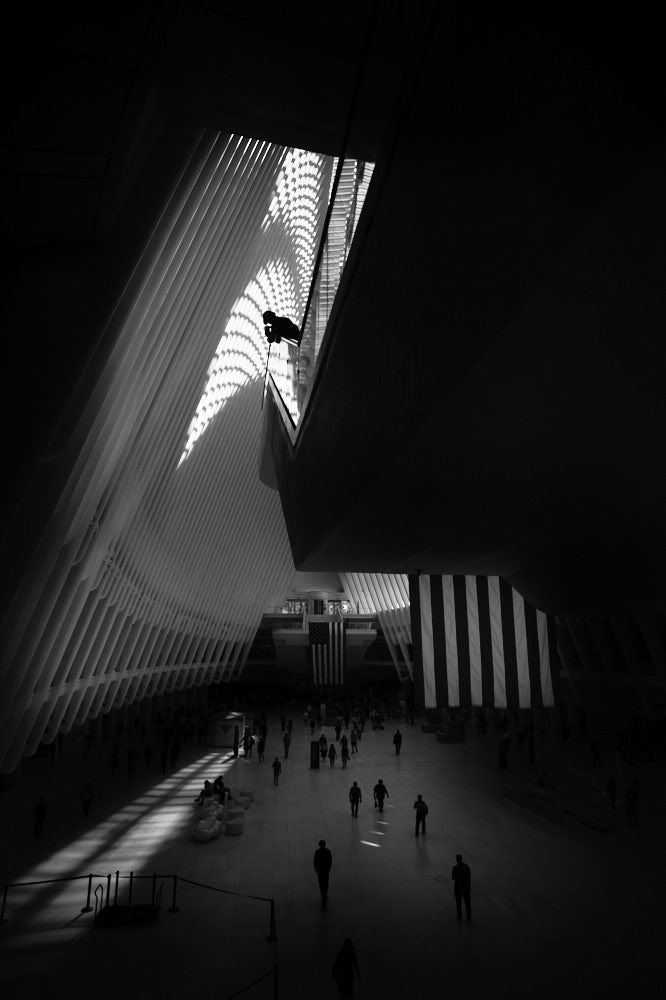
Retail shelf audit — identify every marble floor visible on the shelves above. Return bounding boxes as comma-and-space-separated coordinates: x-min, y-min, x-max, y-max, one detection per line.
0, 707, 662, 999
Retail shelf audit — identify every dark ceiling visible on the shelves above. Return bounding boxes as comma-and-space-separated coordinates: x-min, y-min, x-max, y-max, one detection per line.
3, 0, 666, 621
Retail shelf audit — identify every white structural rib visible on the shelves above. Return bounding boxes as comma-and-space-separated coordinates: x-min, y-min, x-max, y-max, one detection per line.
341, 572, 413, 682
0, 131, 332, 774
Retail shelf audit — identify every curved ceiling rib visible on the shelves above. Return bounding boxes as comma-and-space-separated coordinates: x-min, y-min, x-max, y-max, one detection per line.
0, 131, 332, 774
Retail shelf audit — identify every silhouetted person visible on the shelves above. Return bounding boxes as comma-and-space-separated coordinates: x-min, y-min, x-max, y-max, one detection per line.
350, 729, 358, 755
393, 729, 403, 755
331, 937, 360, 999
314, 839, 332, 908
33, 797, 46, 838
262, 310, 300, 346
283, 732, 291, 758
452, 854, 472, 921
257, 736, 266, 762
606, 776, 617, 809
373, 779, 389, 812
319, 733, 328, 761
272, 757, 282, 786
341, 742, 350, 769
328, 743, 337, 767
349, 781, 362, 816
414, 794, 428, 835
80, 781, 93, 820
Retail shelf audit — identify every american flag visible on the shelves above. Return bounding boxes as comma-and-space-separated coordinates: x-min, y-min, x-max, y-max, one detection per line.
309, 616, 345, 685
409, 575, 560, 709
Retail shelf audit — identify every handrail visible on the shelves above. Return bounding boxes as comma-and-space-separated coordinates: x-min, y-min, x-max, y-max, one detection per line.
0, 870, 277, 941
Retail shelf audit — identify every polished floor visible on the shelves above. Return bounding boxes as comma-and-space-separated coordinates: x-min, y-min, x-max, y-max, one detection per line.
0, 706, 662, 999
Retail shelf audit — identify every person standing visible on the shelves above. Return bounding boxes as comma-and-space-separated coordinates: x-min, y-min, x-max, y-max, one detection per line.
452, 854, 472, 922
349, 781, 362, 817
272, 757, 282, 786
331, 938, 361, 999
414, 794, 428, 835
314, 839, 332, 909
373, 779, 389, 812
393, 729, 403, 755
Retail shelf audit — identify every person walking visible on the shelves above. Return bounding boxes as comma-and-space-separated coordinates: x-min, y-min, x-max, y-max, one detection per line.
349, 781, 362, 817
328, 743, 337, 767
414, 794, 428, 835
33, 797, 46, 838
283, 732, 292, 759
331, 938, 361, 999
257, 736, 266, 762
319, 733, 328, 761
272, 757, 282, 786
314, 839, 333, 909
452, 854, 472, 922
350, 729, 358, 755
80, 781, 93, 820
373, 779, 389, 812
393, 729, 403, 755
341, 742, 350, 769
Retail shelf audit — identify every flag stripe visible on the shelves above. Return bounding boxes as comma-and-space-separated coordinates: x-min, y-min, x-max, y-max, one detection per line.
419, 576, 437, 707
408, 573, 557, 709
512, 589, 531, 708
465, 576, 483, 704
453, 576, 471, 705
499, 578, 520, 710
524, 601, 544, 709
431, 575, 448, 708
409, 574, 426, 707
488, 576, 507, 707
475, 575, 496, 706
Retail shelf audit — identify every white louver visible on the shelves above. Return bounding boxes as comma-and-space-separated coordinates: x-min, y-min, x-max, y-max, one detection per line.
0, 131, 333, 773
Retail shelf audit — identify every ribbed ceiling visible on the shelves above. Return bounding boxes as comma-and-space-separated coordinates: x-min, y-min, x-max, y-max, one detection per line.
0, 131, 335, 773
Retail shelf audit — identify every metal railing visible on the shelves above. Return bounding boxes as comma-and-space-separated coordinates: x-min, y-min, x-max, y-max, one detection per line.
1, 870, 278, 999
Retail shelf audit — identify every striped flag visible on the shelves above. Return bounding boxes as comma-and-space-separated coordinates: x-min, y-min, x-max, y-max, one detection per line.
409, 575, 559, 710
309, 616, 345, 685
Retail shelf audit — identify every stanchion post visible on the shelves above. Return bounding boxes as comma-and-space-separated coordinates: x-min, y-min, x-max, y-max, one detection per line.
81, 874, 93, 913
114, 871, 119, 906
266, 898, 277, 942
106, 873, 111, 908
128, 871, 133, 906
0, 884, 8, 925
168, 875, 179, 913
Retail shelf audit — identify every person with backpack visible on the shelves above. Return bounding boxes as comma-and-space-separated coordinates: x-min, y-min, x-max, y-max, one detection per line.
413, 794, 428, 835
